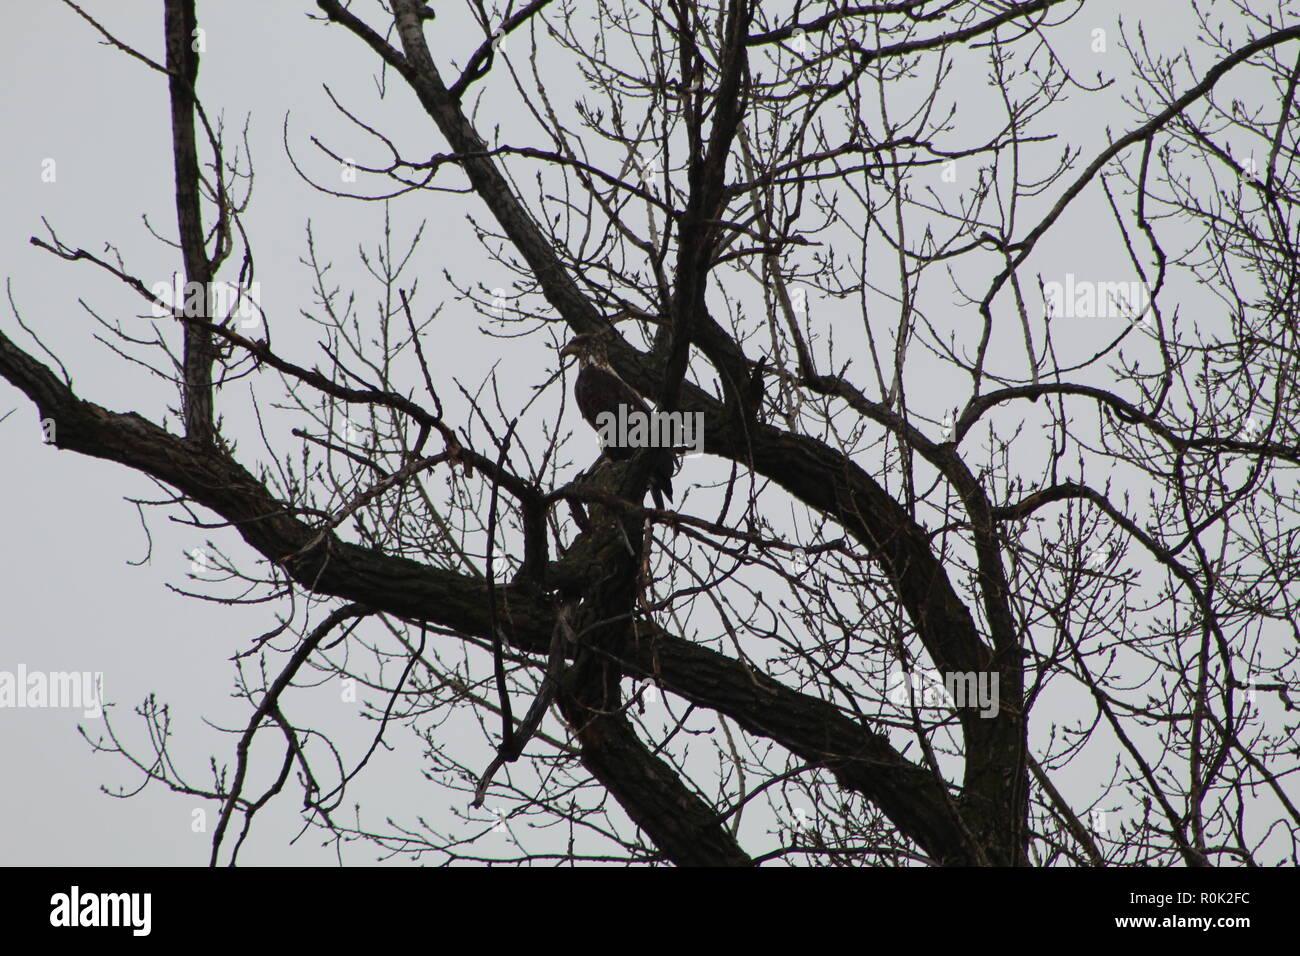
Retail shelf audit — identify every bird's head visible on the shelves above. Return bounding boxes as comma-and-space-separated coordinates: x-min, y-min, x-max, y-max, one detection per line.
559, 332, 612, 368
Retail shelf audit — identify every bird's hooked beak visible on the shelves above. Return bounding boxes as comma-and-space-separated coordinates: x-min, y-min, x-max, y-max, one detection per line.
559, 338, 588, 362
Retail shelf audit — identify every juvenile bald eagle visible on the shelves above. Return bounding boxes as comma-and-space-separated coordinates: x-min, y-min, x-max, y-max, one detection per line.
559, 332, 675, 510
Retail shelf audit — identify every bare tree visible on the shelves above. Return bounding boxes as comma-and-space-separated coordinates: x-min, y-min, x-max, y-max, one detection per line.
3, 0, 1298, 866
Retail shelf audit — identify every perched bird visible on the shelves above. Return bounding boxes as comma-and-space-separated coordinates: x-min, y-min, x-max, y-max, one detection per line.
559, 332, 675, 510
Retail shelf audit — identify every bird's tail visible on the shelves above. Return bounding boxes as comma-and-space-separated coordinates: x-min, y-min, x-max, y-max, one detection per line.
650, 457, 674, 510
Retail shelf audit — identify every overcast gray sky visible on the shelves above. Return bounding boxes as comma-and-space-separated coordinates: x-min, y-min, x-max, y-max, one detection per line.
2, 1, 1281, 866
